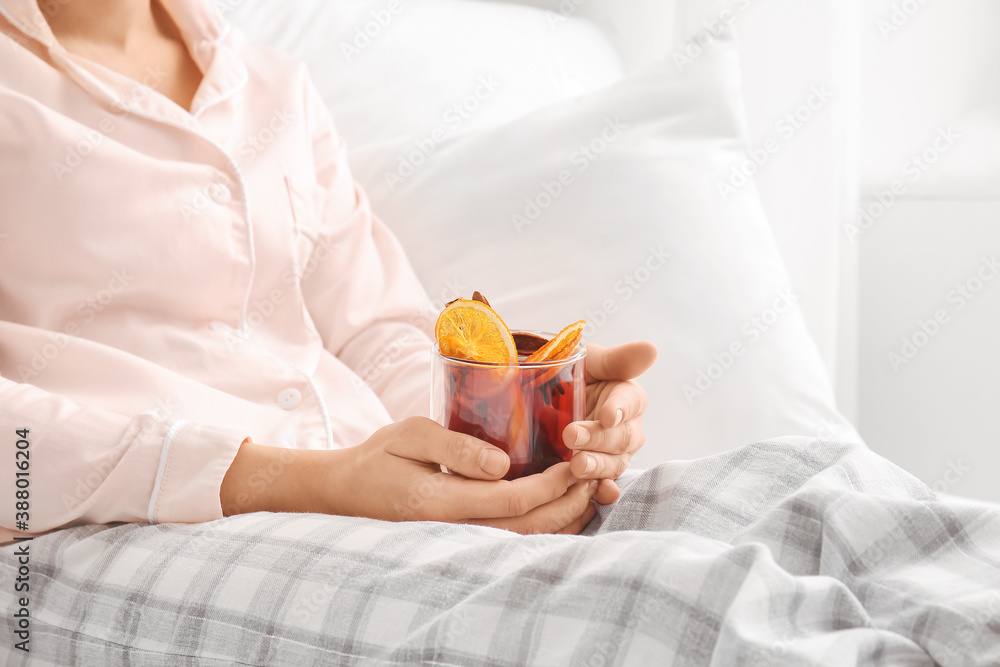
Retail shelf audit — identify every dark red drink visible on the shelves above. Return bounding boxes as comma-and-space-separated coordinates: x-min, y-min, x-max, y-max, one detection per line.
431, 334, 586, 480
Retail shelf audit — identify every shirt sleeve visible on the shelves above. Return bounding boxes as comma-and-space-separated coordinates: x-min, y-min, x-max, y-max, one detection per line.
0, 370, 248, 545
297, 76, 435, 422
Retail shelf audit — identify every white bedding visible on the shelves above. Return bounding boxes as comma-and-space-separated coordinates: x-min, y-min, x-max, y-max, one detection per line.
222, 0, 625, 147
6, 438, 999, 664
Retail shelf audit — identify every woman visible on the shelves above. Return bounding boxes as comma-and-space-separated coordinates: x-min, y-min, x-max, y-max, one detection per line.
3, 1, 998, 665
0, 0, 654, 544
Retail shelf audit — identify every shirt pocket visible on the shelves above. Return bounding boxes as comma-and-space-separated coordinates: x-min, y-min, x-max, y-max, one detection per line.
283, 174, 326, 273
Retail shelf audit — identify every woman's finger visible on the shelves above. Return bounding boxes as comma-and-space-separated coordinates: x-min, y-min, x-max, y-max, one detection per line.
385, 416, 511, 480
556, 502, 598, 535
584, 341, 657, 384
568, 450, 633, 480
595, 478, 620, 505
563, 417, 645, 456
464, 479, 597, 534
595, 379, 648, 429
428, 462, 577, 522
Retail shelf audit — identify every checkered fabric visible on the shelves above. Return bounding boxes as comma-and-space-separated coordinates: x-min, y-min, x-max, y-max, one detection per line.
3, 438, 999, 666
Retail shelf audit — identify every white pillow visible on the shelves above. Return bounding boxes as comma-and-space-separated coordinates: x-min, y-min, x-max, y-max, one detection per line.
221, 0, 624, 148
346, 28, 859, 465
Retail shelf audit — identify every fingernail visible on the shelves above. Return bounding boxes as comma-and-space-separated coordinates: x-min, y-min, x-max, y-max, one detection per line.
480, 449, 508, 477
573, 427, 591, 448
583, 455, 596, 475
614, 409, 623, 426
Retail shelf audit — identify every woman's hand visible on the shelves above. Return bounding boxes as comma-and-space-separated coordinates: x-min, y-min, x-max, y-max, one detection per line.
221, 417, 600, 534
562, 341, 658, 503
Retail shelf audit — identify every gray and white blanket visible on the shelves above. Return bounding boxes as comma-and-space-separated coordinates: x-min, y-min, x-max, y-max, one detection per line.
3, 438, 999, 666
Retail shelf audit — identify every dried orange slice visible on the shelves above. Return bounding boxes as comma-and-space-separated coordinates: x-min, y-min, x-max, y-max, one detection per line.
435, 298, 518, 365
524, 320, 586, 364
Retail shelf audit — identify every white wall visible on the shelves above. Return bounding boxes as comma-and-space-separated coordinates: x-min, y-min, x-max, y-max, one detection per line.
855, 0, 1000, 502
505, 0, 675, 70
860, 0, 1000, 196
858, 199, 1000, 502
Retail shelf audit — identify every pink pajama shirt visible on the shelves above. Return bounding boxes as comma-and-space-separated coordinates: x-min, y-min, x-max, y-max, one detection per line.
0, 0, 435, 545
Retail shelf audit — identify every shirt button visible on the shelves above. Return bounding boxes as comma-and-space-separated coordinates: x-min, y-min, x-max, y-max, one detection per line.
277, 388, 302, 410
209, 183, 232, 204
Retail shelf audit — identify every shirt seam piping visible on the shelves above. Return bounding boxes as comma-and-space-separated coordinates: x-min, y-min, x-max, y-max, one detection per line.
231, 329, 334, 449
148, 418, 189, 524
190, 43, 248, 118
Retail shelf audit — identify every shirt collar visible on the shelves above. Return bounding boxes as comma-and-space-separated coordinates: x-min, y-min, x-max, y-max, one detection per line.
0, 0, 57, 48
0, 0, 246, 119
